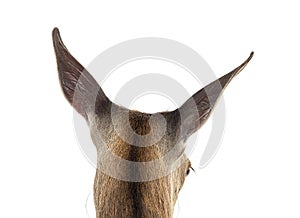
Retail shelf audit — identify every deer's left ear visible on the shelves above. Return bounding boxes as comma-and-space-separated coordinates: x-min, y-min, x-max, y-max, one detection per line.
177, 52, 254, 140
52, 28, 110, 120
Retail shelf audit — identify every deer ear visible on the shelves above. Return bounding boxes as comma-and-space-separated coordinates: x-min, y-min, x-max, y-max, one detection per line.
178, 52, 254, 140
52, 28, 109, 120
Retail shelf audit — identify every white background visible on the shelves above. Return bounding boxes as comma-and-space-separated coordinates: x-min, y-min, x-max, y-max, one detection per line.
1, 1, 299, 217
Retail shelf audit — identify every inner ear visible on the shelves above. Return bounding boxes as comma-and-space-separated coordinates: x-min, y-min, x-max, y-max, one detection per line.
52, 28, 110, 120
175, 52, 254, 140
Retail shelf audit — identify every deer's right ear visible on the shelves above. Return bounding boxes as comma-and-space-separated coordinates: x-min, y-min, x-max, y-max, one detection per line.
52, 28, 109, 120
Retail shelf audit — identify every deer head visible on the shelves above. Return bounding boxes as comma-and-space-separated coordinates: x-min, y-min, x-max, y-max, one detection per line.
52, 27, 253, 218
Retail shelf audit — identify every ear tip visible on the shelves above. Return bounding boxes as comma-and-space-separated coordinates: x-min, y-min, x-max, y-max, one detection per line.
240, 51, 254, 69
246, 51, 254, 63
52, 27, 60, 35
52, 27, 61, 43
52, 27, 67, 53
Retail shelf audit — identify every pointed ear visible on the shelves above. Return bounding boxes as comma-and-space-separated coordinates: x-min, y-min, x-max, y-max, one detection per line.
52, 28, 110, 120
177, 52, 254, 140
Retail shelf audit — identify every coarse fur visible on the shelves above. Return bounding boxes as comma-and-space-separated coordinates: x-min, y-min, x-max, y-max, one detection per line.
91, 109, 191, 217
52, 27, 253, 218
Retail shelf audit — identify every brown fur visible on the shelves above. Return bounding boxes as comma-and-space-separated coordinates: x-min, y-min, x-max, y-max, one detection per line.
92, 109, 191, 218
52, 27, 253, 218
91, 108, 190, 218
